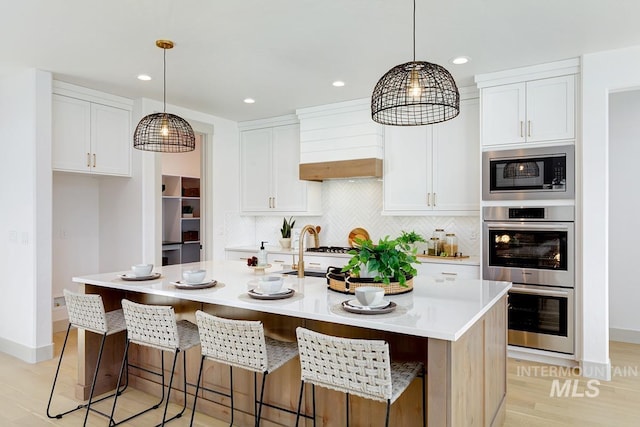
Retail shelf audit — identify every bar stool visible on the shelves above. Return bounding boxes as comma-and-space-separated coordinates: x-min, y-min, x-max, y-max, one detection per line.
109, 299, 200, 426
294, 327, 425, 427
190, 310, 301, 427
47, 289, 128, 426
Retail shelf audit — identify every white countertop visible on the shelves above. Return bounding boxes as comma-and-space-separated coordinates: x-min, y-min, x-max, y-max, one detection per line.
226, 245, 480, 266
73, 260, 509, 342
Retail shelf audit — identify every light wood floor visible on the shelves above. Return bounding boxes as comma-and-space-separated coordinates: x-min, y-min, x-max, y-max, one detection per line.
0, 330, 638, 426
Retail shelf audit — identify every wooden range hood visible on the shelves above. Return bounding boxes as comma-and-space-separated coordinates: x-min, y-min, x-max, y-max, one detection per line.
299, 158, 383, 181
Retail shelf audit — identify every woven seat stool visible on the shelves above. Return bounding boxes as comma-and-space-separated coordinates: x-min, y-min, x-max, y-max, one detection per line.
108, 299, 200, 427
47, 289, 128, 426
294, 327, 425, 427
190, 310, 303, 427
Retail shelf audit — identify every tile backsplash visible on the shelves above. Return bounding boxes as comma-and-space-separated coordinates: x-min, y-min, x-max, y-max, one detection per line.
225, 179, 480, 255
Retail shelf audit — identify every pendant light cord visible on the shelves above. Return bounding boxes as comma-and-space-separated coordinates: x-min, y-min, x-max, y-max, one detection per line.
163, 47, 167, 113
412, 0, 416, 62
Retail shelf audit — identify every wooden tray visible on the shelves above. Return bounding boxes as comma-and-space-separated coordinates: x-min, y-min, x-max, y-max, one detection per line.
416, 254, 470, 260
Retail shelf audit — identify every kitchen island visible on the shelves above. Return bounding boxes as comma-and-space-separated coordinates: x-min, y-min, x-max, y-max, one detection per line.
73, 260, 510, 426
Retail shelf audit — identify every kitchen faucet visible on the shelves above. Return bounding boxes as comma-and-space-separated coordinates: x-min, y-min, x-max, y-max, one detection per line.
296, 225, 319, 278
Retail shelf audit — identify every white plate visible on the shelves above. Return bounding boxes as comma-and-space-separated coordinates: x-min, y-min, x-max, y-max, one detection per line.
252, 287, 290, 296
119, 272, 161, 281
171, 279, 217, 289
247, 288, 295, 300
345, 299, 390, 309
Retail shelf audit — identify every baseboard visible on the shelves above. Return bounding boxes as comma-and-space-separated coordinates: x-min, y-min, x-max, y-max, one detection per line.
581, 359, 612, 381
0, 336, 53, 363
508, 345, 578, 367
610, 327, 640, 344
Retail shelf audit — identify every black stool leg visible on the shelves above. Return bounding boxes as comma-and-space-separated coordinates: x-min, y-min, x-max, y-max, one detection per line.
159, 349, 180, 426
312, 384, 316, 427
385, 399, 391, 427
255, 371, 268, 426
189, 355, 206, 427
295, 381, 305, 427
346, 392, 350, 427
229, 366, 234, 427
82, 331, 108, 425
46, 324, 74, 419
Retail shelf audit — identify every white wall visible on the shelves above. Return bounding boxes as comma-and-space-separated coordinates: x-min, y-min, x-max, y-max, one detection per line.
582, 45, 640, 380
0, 68, 52, 362
608, 90, 640, 342
161, 133, 202, 178
52, 173, 99, 301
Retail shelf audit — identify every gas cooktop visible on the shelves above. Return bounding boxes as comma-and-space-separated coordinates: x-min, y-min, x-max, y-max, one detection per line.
306, 246, 352, 254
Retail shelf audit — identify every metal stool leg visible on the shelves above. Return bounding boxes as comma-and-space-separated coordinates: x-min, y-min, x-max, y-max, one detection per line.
256, 372, 268, 426
346, 392, 350, 427
385, 400, 391, 427
189, 355, 206, 427
159, 349, 180, 426
46, 324, 74, 419
295, 381, 305, 427
229, 365, 234, 427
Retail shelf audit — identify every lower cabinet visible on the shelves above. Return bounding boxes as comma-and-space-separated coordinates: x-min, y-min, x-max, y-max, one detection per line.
415, 262, 480, 280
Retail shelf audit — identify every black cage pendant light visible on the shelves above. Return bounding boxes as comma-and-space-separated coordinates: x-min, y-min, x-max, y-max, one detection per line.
371, 0, 460, 126
133, 40, 195, 152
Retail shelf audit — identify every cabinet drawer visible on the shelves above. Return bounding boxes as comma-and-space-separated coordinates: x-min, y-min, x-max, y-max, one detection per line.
225, 250, 255, 262
416, 262, 480, 280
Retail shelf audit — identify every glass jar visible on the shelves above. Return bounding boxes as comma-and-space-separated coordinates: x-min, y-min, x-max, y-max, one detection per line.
433, 228, 446, 242
427, 237, 441, 256
443, 233, 458, 256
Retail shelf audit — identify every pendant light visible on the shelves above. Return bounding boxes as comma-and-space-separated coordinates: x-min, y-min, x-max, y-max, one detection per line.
371, 0, 460, 126
133, 40, 195, 152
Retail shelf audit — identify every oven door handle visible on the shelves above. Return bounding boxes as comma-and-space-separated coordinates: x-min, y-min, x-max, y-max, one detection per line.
509, 286, 570, 298
486, 222, 571, 230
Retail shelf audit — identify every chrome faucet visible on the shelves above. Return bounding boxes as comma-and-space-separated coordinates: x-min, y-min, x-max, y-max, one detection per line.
297, 225, 319, 278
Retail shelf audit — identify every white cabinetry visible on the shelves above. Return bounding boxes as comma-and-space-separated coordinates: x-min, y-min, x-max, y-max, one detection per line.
52, 82, 132, 176
416, 261, 480, 280
383, 96, 480, 215
477, 60, 578, 147
240, 117, 322, 215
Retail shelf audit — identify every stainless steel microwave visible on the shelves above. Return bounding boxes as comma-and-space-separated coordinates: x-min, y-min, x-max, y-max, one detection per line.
482, 145, 575, 200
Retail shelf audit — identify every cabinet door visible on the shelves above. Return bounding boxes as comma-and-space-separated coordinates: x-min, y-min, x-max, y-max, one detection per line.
481, 83, 526, 146
91, 103, 131, 176
52, 94, 91, 172
241, 128, 273, 211
526, 75, 575, 142
271, 124, 307, 211
432, 98, 480, 212
383, 126, 431, 211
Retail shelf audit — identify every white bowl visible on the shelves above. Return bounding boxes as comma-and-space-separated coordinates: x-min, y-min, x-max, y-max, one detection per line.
132, 264, 153, 277
355, 286, 385, 306
258, 276, 284, 294
182, 269, 207, 284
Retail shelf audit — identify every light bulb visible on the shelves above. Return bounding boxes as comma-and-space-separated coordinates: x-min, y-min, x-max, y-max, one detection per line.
518, 164, 524, 171
407, 68, 422, 99
160, 124, 169, 137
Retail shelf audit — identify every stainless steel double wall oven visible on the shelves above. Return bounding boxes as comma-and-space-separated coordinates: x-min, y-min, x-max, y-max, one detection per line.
482, 143, 576, 355
483, 206, 575, 354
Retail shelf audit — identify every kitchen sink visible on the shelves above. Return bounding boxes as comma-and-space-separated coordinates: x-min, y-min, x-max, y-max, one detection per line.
279, 270, 327, 278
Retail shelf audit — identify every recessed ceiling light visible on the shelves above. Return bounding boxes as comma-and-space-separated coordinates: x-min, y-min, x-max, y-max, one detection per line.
450, 56, 470, 65
332, 81, 345, 87
137, 74, 152, 81
244, 98, 255, 104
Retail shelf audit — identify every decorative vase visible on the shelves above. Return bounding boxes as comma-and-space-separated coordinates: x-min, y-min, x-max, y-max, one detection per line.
279, 238, 291, 249
358, 263, 379, 279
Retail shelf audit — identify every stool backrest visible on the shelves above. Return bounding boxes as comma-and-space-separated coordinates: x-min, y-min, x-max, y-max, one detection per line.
296, 327, 393, 402
64, 289, 108, 334
195, 310, 268, 372
121, 299, 179, 351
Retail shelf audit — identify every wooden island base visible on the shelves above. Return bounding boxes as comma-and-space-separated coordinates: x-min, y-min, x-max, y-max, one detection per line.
78, 285, 506, 427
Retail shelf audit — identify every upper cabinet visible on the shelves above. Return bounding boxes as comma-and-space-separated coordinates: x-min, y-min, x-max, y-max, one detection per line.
52, 81, 132, 177
240, 116, 322, 215
476, 58, 579, 148
383, 95, 480, 215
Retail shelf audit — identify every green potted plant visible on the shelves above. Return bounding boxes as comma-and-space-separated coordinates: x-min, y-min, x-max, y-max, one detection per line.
279, 216, 296, 249
341, 231, 425, 288
182, 205, 194, 218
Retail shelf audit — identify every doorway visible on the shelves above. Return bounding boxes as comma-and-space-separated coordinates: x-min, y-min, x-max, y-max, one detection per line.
161, 132, 206, 265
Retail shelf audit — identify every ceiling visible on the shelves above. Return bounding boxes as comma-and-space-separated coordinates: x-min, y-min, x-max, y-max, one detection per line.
3, 0, 640, 123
